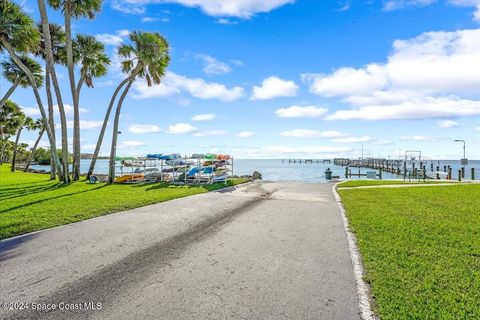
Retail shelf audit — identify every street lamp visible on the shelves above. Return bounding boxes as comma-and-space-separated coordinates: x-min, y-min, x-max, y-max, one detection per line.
454, 139, 466, 178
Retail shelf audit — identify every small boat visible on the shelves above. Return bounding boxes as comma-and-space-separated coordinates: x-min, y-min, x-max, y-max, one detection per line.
122, 160, 145, 167
204, 153, 217, 160
114, 173, 144, 183
160, 153, 181, 160
216, 154, 231, 160
146, 153, 162, 159
203, 166, 216, 174
191, 153, 205, 159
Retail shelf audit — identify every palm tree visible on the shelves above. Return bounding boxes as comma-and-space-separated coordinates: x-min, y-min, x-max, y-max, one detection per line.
69, 34, 110, 180
107, 31, 170, 183
0, 100, 22, 165
34, 22, 66, 180
11, 115, 34, 172
0, 0, 65, 180
48, 0, 102, 180
24, 118, 46, 172
1, 56, 44, 109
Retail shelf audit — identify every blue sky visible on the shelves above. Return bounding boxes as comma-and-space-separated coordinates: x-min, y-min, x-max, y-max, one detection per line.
5, 0, 480, 159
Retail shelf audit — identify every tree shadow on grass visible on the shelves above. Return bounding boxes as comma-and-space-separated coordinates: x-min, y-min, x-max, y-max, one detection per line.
0, 183, 67, 201
0, 184, 108, 215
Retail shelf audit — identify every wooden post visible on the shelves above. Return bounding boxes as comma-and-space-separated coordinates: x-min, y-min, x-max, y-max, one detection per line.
448, 167, 452, 180
471, 168, 475, 180
345, 167, 349, 179
458, 170, 462, 182
379, 169, 382, 180
461, 167, 465, 179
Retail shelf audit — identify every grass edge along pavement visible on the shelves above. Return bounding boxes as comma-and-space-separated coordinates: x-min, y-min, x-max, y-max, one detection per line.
337, 179, 465, 188
0, 164, 249, 240
337, 182, 480, 319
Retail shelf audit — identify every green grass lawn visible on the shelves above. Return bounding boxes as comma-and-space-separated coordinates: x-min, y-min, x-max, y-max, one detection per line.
0, 165, 248, 240
338, 179, 457, 188
338, 184, 480, 319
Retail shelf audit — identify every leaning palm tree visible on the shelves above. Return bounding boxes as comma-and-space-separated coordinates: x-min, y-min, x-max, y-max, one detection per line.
0, 0, 65, 180
33, 22, 66, 180
107, 31, 170, 183
1, 56, 44, 109
11, 115, 34, 172
24, 118, 46, 172
68, 34, 110, 180
48, 0, 102, 180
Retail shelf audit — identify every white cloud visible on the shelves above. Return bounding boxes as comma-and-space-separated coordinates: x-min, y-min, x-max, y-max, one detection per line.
280, 129, 348, 138
132, 71, 244, 101
302, 65, 388, 97
236, 145, 352, 158
128, 124, 161, 134
275, 105, 328, 118
252, 76, 298, 100
383, 0, 436, 11
21, 107, 40, 117
308, 29, 480, 121
332, 136, 371, 143
196, 54, 231, 75
58, 104, 89, 114
192, 113, 216, 121
111, 0, 294, 18
400, 135, 431, 141
166, 123, 198, 134
95, 30, 129, 46
438, 120, 459, 128
141, 17, 160, 22
236, 131, 254, 138
216, 18, 238, 24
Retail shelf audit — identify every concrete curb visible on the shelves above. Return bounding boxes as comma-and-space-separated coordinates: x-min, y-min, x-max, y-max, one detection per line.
332, 183, 376, 320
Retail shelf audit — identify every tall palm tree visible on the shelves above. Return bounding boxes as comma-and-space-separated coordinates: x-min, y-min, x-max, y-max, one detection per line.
24, 118, 46, 172
11, 115, 34, 172
33, 22, 66, 180
69, 34, 110, 180
0, 0, 65, 180
108, 31, 170, 183
0, 100, 22, 165
48, 0, 102, 180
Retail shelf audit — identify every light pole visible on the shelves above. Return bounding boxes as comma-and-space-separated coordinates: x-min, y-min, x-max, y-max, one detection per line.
454, 139, 466, 178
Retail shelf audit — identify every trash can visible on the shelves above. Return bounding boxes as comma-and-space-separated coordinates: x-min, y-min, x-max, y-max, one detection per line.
325, 168, 332, 180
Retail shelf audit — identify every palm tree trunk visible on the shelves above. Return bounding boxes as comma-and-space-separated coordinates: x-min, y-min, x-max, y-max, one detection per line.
37, 0, 69, 183
11, 127, 23, 172
0, 80, 20, 110
72, 73, 85, 180
64, 0, 78, 181
86, 77, 130, 180
24, 128, 44, 172
108, 79, 134, 184
1, 38, 64, 179
45, 68, 58, 180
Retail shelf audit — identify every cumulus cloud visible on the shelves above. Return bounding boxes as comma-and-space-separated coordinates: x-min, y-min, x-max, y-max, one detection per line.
95, 30, 129, 46
236, 131, 254, 138
304, 29, 480, 120
275, 106, 328, 118
132, 71, 244, 101
438, 120, 459, 128
21, 107, 40, 117
252, 76, 298, 100
192, 113, 216, 121
111, 0, 294, 18
196, 54, 231, 75
128, 124, 161, 134
280, 129, 348, 138
193, 129, 228, 136
166, 123, 198, 134
383, 0, 436, 11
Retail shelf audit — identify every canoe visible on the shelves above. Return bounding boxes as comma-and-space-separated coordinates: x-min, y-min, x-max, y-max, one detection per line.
114, 173, 144, 183
187, 166, 200, 177
159, 153, 181, 160
146, 153, 162, 159
203, 166, 216, 174
216, 154, 231, 160
191, 153, 205, 159
204, 153, 217, 160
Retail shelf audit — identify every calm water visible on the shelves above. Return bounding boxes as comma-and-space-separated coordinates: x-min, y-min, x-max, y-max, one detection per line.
30, 159, 480, 183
